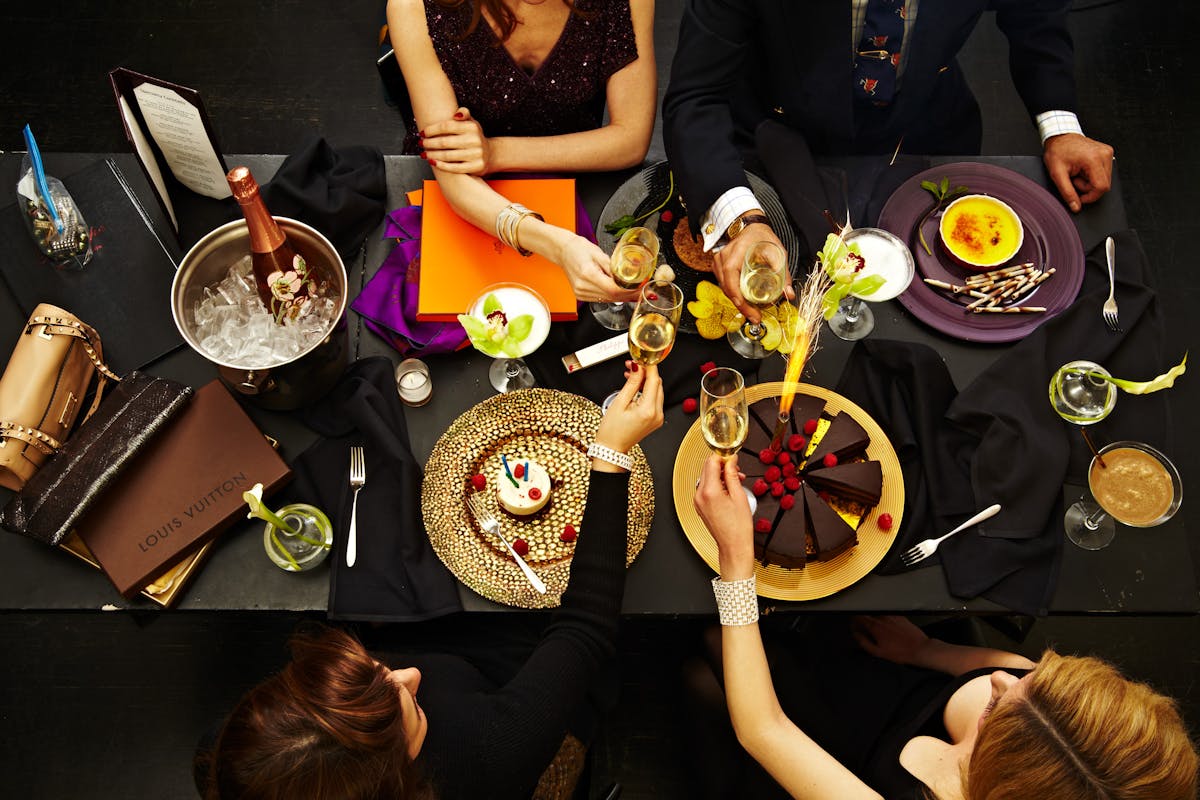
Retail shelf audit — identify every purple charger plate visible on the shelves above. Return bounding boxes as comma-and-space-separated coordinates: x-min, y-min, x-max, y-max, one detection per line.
876, 162, 1084, 343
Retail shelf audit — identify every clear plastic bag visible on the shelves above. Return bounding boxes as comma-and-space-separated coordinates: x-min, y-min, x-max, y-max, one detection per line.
17, 126, 92, 269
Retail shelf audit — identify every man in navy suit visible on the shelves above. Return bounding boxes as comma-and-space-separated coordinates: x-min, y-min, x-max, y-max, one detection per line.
664, 0, 1114, 321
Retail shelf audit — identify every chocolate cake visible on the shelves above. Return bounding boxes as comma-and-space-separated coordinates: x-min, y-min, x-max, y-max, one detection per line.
737, 393, 884, 568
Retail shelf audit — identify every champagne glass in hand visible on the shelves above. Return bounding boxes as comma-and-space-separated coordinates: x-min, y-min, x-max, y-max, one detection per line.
592, 226, 660, 331
628, 279, 683, 366
728, 240, 788, 358
700, 367, 748, 460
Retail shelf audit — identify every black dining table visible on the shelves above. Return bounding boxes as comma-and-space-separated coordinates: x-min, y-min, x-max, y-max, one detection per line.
0, 151, 1193, 616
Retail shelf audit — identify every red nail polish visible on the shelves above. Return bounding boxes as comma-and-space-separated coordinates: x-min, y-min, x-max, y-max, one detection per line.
453, 112, 465, 120
419, 152, 427, 160
418, 129, 425, 137
428, 158, 437, 167
632, 363, 639, 372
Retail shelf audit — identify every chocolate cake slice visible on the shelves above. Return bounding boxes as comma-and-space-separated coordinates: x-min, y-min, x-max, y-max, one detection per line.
805, 412, 870, 467
806, 461, 883, 505
803, 484, 858, 560
740, 394, 826, 478
763, 488, 807, 569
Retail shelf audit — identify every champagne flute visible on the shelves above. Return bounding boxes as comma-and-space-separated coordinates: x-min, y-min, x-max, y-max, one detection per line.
727, 240, 788, 359
700, 367, 748, 461
592, 226, 660, 331
628, 279, 683, 366
1049, 360, 1119, 548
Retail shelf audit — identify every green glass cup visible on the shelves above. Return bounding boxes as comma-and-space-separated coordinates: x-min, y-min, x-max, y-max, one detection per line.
263, 503, 333, 572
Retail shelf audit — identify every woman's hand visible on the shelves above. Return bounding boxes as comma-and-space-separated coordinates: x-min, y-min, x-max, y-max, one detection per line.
694, 454, 755, 578
420, 107, 493, 176
851, 615, 932, 666
593, 362, 663, 466
556, 234, 641, 303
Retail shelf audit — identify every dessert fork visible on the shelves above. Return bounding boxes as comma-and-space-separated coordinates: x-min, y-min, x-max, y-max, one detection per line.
1103, 236, 1121, 332
345, 446, 365, 568
899, 504, 1002, 567
466, 493, 547, 594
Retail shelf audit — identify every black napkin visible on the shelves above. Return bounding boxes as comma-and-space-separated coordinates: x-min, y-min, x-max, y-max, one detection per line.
259, 136, 387, 259
838, 230, 1167, 614
524, 310, 764, 408
283, 357, 462, 622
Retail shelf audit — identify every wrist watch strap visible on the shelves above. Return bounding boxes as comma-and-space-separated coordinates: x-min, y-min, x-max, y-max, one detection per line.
724, 213, 772, 242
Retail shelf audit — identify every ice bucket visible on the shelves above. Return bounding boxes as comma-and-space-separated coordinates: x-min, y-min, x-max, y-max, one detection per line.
171, 217, 349, 410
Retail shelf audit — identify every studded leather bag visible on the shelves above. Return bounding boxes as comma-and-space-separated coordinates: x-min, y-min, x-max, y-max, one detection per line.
0, 303, 119, 491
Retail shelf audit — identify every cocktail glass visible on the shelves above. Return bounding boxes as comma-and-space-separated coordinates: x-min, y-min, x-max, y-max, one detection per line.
464, 282, 552, 394
592, 226, 661, 330
263, 503, 334, 572
827, 227, 915, 341
1065, 441, 1182, 550
728, 240, 789, 359
1049, 360, 1117, 427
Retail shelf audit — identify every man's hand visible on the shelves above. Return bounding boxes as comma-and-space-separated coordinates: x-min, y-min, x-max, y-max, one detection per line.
711, 223, 787, 324
1043, 133, 1114, 213
420, 107, 493, 176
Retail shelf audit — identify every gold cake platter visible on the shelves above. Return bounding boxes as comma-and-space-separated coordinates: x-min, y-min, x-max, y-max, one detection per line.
423, 389, 653, 608
672, 382, 905, 601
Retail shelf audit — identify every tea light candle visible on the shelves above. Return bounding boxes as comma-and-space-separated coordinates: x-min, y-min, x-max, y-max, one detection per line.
395, 358, 432, 406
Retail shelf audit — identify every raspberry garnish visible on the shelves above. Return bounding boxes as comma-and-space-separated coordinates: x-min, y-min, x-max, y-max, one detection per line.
752, 479, 769, 496
528, 487, 542, 500
647, 292, 659, 301
782, 463, 797, 478
754, 518, 771, 534
776, 452, 791, 465
660, 209, 675, 224
878, 513, 894, 531
822, 453, 838, 468
770, 482, 785, 497
470, 473, 487, 491
788, 434, 806, 452
513, 463, 525, 479
561, 524, 578, 542
764, 466, 781, 483
784, 476, 801, 492
803, 418, 819, 435
780, 494, 795, 511
759, 449, 775, 464
512, 538, 529, 556
699, 360, 717, 374
682, 397, 698, 414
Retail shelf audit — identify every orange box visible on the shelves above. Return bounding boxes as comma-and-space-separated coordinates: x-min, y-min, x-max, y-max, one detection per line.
416, 178, 579, 321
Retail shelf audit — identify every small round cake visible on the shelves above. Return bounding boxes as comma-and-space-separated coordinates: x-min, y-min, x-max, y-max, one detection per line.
497, 459, 552, 516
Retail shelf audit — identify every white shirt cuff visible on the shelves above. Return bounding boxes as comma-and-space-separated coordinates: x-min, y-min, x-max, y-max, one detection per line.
700, 187, 761, 252
1035, 110, 1084, 145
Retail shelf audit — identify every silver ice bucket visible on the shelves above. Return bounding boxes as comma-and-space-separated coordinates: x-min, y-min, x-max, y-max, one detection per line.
171, 217, 349, 410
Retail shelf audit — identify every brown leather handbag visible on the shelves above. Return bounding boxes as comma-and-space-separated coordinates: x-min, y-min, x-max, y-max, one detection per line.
0, 303, 119, 490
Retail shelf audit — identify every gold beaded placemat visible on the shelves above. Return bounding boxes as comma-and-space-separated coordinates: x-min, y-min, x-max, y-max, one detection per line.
422, 389, 653, 608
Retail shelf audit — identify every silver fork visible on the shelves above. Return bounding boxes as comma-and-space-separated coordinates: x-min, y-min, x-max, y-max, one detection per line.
1103, 236, 1121, 332
899, 504, 1002, 568
345, 446, 365, 567
466, 493, 547, 594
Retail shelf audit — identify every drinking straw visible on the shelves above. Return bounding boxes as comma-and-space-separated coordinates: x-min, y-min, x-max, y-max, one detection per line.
1081, 429, 1107, 469
22, 124, 63, 233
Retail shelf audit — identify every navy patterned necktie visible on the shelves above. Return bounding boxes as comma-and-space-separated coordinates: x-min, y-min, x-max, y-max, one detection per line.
854, 0, 904, 105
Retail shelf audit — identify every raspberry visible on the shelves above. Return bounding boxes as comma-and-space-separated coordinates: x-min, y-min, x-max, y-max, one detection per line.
782, 463, 797, 478
699, 360, 717, 374
561, 524, 578, 542
513, 463, 525, 479
822, 453, 838, 468
512, 538, 529, 556
780, 494, 795, 511
784, 476, 801, 492
470, 473, 487, 491
776, 452, 791, 465
759, 449, 775, 464
751, 479, 769, 496
682, 397, 698, 414
803, 418, 819, 435
754, 518, 771, 534
770, 482, 785, 497
528, 487, 542, 500
764, 466, 781, 483
878, 513, 894, 531
660, 209, 675, 224
788, 434, 806, 452
647, 292, 659, 301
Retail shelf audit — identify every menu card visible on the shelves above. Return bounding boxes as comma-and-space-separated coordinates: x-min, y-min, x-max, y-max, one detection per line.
416, 178, 579, 321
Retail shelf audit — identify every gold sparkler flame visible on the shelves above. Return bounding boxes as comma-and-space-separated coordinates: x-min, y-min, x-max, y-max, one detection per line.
778, 263, 831, 415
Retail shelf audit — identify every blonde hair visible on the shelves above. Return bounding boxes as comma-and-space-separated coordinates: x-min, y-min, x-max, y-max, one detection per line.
964, 651, 1198, 800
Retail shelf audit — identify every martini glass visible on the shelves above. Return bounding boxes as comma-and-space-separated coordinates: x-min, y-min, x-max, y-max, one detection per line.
1049, 360, 1119, 548
728, 240, 789, 359
1066, 441, 1182, 550
827, 227, 915, 341
591, 226, 660, 330
465, 283, 552, 393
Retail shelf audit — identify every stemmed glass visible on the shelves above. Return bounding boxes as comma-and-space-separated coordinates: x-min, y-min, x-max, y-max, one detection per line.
602, 280, 682, 411
700, 367, 748, 461
464, 282, 552, 394
1049, 360, 1119, 548
1066, 441, 1182, 550
728, 240, 789, 359
592, 226, 661, 331
827, 227, 915, 341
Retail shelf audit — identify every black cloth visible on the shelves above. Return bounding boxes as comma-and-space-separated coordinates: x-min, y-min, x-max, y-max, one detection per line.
835, 230, 1169, 614
284, 357, 462, 622
378, 471, 632, 800
663, 0, 1076, 224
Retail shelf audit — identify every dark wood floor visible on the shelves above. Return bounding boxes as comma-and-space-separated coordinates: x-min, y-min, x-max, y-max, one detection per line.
2, 1, 1198, 798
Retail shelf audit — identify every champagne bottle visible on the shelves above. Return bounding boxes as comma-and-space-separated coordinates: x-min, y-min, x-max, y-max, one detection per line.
226, 166, 314, 323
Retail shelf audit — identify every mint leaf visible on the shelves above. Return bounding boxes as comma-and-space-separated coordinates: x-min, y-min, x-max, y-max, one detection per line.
483, 293, 501, 316
507, 314, 533, 343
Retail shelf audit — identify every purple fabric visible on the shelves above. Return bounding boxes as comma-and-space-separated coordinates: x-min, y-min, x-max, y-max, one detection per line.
352, 183, 596, 356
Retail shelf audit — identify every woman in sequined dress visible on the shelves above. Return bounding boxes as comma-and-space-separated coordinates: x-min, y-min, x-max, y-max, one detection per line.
386, 0, 656, 302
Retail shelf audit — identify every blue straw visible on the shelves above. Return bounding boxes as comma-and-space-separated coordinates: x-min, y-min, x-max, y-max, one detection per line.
22, 125, 63, 234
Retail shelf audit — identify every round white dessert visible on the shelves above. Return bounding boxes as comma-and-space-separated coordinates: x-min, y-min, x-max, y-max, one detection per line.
496, 459, 552, 515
